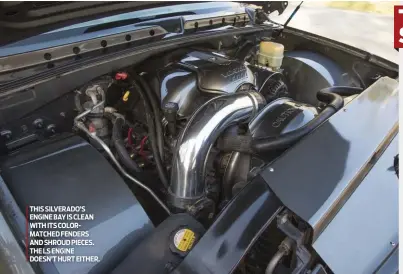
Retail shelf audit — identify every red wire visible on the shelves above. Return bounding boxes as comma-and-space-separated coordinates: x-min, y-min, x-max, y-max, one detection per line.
139, 136, 148, 160
127, 128, 148, 162
127, 128, 134, 146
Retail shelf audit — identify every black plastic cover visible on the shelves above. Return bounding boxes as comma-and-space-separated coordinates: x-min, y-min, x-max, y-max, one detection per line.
112, 213, 205, 274
0, 134, 154, 274
173, 176, 282, 274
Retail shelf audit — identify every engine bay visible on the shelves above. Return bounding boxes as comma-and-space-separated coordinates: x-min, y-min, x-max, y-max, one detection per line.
0, 30, 398, 274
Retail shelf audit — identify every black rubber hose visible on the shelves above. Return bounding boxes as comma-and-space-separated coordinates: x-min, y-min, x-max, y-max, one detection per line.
251, 86, 363, 152
130, 80, 169, 189
235, 40, 254, 60
318, 86, 364, 97
132, 73, 165, 161
112, 116, 142, 174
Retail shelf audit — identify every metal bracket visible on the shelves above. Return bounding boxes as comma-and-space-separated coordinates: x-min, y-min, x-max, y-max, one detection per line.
264, 1, 289, 15
276, 212, 313, 274
292, 245, 312, 274
277, 212, 304, 246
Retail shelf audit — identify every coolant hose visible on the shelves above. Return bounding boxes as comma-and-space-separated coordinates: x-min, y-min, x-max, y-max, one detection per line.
112, 116, 141, 174
265, 249, 287, 274
251, 86, 362, 152
265, 237, 293, 274
130, 80, 169, 189
319, 86, 363, 97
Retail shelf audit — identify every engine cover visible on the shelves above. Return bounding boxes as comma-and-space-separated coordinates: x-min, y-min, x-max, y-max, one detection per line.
0, 134, 153, 274
250, 98, 318, 138
153, 50, 255, 117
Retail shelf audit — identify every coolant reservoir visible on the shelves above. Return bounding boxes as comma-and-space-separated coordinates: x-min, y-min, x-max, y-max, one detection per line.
257, 41, 284, 71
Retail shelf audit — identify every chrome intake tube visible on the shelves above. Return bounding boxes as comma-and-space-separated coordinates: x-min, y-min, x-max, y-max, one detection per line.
169, 91, 266, 209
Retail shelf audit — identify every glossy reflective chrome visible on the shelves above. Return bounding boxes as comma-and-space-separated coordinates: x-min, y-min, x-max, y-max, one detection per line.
169, 91, 265, 208
222, 151, 241, 199
249, 97, 318, 137
158, 50, 256, 117
249, 97, 293, 133
160, 69, 200, 117
178, 51, 255, 94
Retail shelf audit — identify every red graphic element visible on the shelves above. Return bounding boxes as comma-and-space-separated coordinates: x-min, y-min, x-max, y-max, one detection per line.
394, 6, 403, 48
88, 123, 96, 133
25, 206, 29, 260
115, 72, 128, 80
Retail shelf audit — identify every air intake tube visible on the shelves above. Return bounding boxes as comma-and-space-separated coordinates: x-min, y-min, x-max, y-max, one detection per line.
251, 86, 362, 152
216, 86, 363, 154
169, 92, 266, 210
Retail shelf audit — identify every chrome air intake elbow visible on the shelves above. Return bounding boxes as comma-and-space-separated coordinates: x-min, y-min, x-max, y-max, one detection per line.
168, 91, 266, 210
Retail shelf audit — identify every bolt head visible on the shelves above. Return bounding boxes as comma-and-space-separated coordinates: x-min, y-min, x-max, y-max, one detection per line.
280, 214, 288, 224
21, 125, 28, 133
1, 130, 12, 140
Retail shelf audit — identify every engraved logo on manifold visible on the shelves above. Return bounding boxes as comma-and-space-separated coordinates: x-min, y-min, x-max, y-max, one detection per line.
272, 108, 298, 128
221, 66, 247, 82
